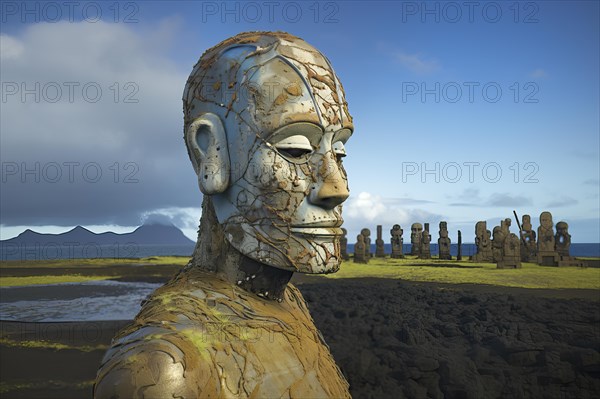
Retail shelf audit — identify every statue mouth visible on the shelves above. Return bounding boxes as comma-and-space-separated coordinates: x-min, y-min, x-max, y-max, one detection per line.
290, 227, 343, 237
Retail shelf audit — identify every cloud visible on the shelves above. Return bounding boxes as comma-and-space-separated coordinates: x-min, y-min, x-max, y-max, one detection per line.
342, 192, 443, 238
530, 68, 548, 78
380, 197, 437, 205
487, 193, 532, 207
449, 202, 475, 207
449, 190, 532, 207
140, 207, 201, 240
449, 188, 481, 206
0, 34, 25, 59
393, 51, 440, 74
0, 20, 200, 228
583, 178, 599, 186
546, 196, 578, 208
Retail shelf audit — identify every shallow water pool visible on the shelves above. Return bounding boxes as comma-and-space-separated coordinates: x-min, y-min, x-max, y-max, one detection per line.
0, 280, 161, 322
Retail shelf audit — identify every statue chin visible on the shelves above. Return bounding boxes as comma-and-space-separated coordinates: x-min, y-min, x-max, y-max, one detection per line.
221, 220, 342, 274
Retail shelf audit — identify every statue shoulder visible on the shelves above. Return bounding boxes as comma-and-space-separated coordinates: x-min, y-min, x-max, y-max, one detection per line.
94, 326, 217, 398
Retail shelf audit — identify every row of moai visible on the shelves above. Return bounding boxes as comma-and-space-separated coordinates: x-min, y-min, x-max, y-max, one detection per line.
342, 222, 462, 264
471, 211, 583, 267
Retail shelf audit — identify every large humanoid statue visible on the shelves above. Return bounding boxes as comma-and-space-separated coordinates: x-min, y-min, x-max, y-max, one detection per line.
472, 221, 493, 262
390, 224, 404, 258
419, 222, 432, 259
410, 223, 423, 256
555, 221, 571, 258
438, 221, 451, 260
375, 225, 385, 257
361, 228, 372, 258
340, 227, 350, 260
520, 214, 537, 262
537, 211, 559, 266
94, 32, 353, 398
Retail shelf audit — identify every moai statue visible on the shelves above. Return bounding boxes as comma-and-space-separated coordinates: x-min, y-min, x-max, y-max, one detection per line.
410, 223, 423, 256
94, 32, 353, 398
555, 221, 571, 257
390, 224, 404, 259
375, 225, 386, 257
419, 223, 432, 259
554, 221, 583, 266
497, 233, 521, 269
457, 230, 462, 261
471, 221, 493, 262
520, 214, 537, 262
354, 234, 368, 264
491, 225, 505, 263
340, 228, 349, 261
537, 211, 559, 266
361, 228, 372, 258
438, 221, 452, 260
501, 218, 511, 237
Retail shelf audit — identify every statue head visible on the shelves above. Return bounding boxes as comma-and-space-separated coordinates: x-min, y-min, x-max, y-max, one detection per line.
439, 221, 448, 238
391, 224, 402, 236
522, 214, 532, 229
492, 225, 503, 239
556, 221, 568, 234
475, 221, 486, 235
411, 223, 423, 236
361, 228, 371, 238
540, 211, 553, 229
183, 32, 353, 274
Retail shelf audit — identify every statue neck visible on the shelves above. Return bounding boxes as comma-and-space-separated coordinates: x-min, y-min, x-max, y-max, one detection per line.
188, 196, 293, 302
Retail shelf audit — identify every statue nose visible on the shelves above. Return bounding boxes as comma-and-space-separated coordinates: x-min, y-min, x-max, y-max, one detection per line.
311, 180, 349, 209
308, 153, 349, 210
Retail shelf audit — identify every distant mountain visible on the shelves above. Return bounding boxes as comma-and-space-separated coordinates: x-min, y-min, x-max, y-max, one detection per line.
1, 223, 194, 246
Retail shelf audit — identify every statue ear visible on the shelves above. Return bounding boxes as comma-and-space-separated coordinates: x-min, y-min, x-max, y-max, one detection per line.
185, 113, 230, 194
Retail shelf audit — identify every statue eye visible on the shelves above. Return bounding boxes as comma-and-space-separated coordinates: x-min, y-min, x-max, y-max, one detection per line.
333, 141, 346, 161
273, 135, 313, 162
278, 148, 312, 158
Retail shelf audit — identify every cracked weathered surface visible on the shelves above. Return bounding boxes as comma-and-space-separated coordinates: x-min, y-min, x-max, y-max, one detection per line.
95, 31, 353, 398
94, 267, 350, 398
183, 31, 353, 274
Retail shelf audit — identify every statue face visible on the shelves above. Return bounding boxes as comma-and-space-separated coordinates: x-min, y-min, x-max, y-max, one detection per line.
475, 221, 486, 235
217, 122, 350, 272
540, 211, 553, 228
411, 223, 422, 234
556, 222, 568, 234
183, 32, 353, 274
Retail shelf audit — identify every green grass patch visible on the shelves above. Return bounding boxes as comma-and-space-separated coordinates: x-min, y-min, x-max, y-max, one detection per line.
0, 256, 190, 269
0, 379, 94, 394
0, 275, 116, 287
327, 257, 600, 290
0, 337, 107, 352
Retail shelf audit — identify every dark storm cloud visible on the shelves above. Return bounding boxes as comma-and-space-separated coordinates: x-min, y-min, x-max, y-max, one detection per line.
0, 21, 202, 228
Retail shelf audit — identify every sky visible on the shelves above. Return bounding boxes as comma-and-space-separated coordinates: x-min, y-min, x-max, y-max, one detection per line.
1, 0, 599, 244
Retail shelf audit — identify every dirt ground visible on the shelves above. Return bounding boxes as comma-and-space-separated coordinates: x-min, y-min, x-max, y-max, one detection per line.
1, 276, 599, 398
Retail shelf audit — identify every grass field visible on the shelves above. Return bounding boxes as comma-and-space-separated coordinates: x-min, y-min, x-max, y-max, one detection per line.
0, 275, 116, 287
1, 255, 598, 291
328, 256, 600, 290
0, 256, 190, 269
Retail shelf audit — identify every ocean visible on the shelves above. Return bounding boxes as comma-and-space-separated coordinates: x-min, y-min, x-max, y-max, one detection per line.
347, 243, 600, 258
1, 242, 599, 261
